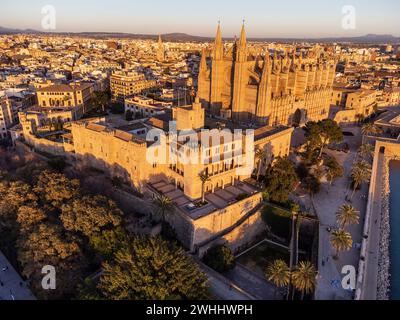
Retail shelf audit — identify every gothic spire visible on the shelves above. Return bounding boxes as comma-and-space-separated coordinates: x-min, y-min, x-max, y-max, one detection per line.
200, 48, 207, 71
214, 22, 223, 60
215, 22, 222, 46
239, 22, 247, 48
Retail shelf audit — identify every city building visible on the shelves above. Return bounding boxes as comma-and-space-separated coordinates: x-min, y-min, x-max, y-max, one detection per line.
125, 96, 170, 118
382, 87, 400, 106
110, 70, 158, 103
36, 82, 93, 112
331, 87, 378, 124
17, 97, 293, 251
0, 95, 13, 138
0, 89, 35, 139
157, 35, 165, 62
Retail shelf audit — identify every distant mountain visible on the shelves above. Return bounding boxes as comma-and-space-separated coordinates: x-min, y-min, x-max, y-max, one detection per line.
0, 26, 399, 44
0, 26, 40, 34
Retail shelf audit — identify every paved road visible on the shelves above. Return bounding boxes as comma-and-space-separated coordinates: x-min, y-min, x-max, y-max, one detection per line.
0, 251, 35, 300
225, 264, 283, 300
195, 259, 255, 300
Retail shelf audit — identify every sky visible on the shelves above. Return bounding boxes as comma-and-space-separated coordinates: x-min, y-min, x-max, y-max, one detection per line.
1, 0, 399, 38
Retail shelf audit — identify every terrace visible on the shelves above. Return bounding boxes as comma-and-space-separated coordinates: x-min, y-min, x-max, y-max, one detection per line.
148, 179, 260, 220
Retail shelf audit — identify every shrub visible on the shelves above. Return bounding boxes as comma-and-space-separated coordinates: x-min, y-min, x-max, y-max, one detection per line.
203, 245, 236, 273
48, 157, 67, 172
161, 222, 178, 242
262, 204, 292, 241
262, 191, 270, 202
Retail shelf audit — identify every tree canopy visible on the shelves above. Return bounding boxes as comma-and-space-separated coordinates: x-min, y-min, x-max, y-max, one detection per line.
61, 195, 122, 237
34, 171, 80, 207
304, 120, 343, 159
203, 245, 236, 273
98, 236, 210, 300
264, 157, 299, 204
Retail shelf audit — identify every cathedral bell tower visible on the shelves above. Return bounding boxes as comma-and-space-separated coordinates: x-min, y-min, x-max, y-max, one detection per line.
256, 54, 272, 122
157, 35, 165, 62
232, 23, 248, 121
210, 22, 224, 115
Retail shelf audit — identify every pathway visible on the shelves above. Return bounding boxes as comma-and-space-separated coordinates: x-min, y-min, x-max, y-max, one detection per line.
0, 251, 35, 300
313, 127, 368, 300
225, 263, 282, 300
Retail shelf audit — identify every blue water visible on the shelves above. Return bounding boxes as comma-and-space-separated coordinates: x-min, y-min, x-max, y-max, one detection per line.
389, 161, 400, 300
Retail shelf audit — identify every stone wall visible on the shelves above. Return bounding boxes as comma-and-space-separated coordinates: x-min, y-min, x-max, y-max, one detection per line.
197, 206, 266, 258
356, 140, 400, 300
164, 192, 265, 254
24, 134, 69, 158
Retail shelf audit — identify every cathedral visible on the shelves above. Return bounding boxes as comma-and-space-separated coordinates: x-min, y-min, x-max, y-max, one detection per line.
197, 24, 338, 126
157, 35, 165, 62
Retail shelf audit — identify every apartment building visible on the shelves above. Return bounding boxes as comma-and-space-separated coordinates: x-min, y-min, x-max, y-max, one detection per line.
110, 70, 157, 103
0, 89, 35, 139
332, 87, 378, 124
125, 96, 170, 118
36, 82, 93, 111
0, 96, 12, 138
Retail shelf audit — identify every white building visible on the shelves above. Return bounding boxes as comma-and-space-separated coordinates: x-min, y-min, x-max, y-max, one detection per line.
125, 95, 170, 118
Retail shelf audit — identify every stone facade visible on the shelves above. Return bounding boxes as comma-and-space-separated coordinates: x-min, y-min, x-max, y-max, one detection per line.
110, 70, 158, 103
36, 83, 93, 112
17, 98, 293, 254
157, 35, 165, 62
198, 24, 337, 126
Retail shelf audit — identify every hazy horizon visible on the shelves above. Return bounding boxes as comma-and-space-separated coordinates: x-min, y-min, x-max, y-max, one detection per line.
1, 0, 399, 38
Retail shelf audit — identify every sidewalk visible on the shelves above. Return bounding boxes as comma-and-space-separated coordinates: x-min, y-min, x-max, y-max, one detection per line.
313, 129, 367, 300
0, 251, 35, 300
195, 258, 256, 300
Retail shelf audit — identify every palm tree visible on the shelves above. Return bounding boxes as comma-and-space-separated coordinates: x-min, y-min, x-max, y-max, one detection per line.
330, 229, 353, 259
361, 123, 381, 144
291, 261, 318, 300
255, 148, 266, 181
266, 260, 291, 299
198, 171, 210, 204
350, 161, 372, 198
358, 143, 374, 161
288, 206, 303, 300
152, 194, 174, 223
336, 204, 360, 228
